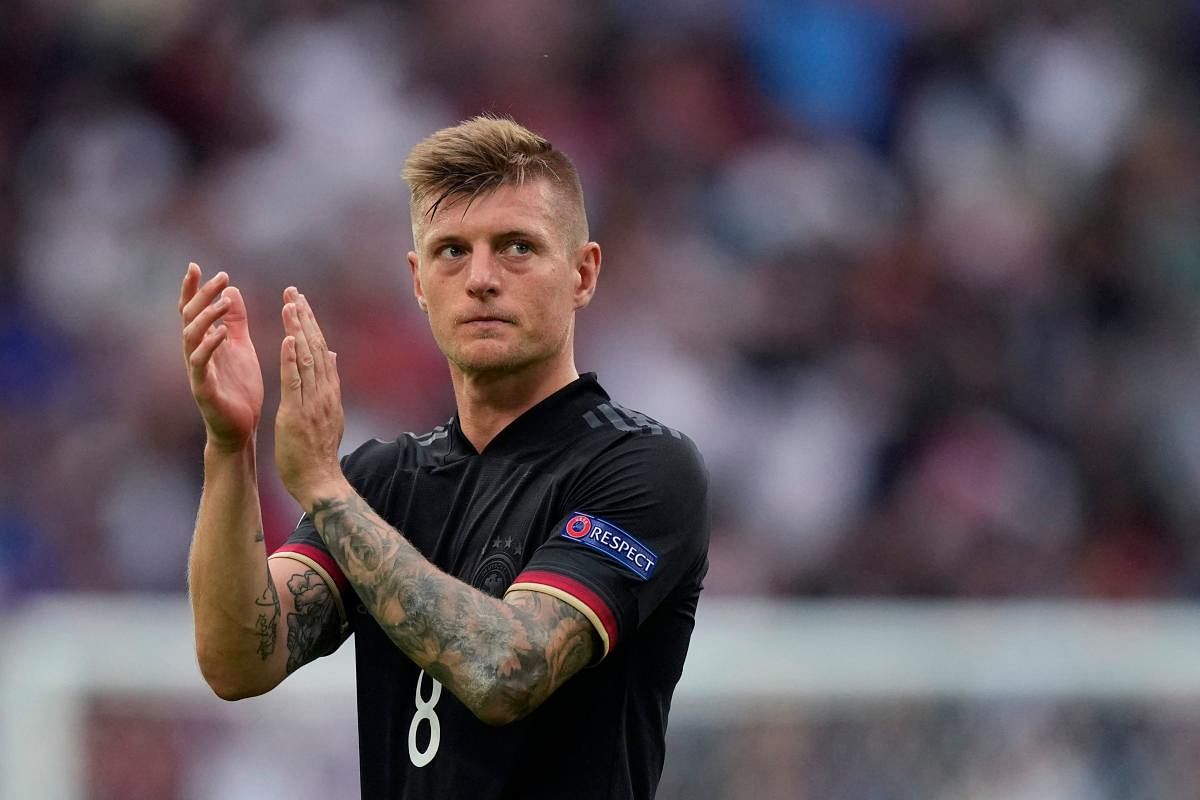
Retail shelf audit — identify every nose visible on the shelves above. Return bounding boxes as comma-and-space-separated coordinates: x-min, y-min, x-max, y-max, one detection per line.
464, 250, 500, 299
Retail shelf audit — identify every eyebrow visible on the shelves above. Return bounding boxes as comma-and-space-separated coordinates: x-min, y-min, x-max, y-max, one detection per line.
424, 228, 550, 255
490, 229, 548, 247
424, 234, 463, 255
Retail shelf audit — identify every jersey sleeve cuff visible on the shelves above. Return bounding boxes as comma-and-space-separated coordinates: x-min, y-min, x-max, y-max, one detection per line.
506, 570, 619, 660
269, 543, 350, 630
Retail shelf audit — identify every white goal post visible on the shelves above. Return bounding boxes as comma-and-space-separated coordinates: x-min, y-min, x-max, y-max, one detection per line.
5, 596, 1200, 798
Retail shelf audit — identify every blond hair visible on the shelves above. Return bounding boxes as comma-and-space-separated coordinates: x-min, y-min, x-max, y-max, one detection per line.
403, 115, 588, 245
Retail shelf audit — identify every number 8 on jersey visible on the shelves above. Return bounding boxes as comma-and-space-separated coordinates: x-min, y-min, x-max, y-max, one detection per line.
408, 670, 442, 767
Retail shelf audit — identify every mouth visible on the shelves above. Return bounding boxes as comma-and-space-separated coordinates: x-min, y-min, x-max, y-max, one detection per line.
459, 314, 516, 326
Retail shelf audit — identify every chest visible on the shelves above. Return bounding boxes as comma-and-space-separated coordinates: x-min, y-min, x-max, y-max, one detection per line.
370, 457, 566, 595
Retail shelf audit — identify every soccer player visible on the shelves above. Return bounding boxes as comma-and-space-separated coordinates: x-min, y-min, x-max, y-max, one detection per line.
179, 116, 710, 799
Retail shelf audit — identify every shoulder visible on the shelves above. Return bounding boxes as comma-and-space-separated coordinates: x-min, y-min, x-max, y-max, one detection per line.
581, 399, 689, 443
562, 398, 711, 580
570, 398, 708, 511
580, 399, 705, 477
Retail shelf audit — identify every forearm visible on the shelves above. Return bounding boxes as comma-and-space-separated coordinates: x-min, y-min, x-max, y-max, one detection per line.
188, 442, 281, 698
308, 486, 591, 724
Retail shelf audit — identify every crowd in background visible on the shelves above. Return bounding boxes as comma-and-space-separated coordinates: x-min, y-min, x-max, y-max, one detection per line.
2, 0, 1200, 606
6, 2, 1200, 798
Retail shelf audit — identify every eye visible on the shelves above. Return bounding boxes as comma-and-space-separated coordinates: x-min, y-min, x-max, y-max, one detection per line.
504, 241, 532, 256
437, 244, 467, 259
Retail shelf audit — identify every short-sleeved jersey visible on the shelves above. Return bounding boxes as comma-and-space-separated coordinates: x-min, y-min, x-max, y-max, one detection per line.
270, 374, 709, 800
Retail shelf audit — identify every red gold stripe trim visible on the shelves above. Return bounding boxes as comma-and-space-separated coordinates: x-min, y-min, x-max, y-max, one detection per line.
506, 570, 618, 658
269, 546, 348, 628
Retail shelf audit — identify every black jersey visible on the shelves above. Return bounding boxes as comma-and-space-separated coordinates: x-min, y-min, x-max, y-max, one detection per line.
270, 374, 709, 800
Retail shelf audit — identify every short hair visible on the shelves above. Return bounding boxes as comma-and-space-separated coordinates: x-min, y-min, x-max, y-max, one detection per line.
403, 115, 588, 246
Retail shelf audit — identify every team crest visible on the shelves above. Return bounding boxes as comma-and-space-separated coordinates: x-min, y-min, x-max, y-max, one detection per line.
473, 535, 522, 597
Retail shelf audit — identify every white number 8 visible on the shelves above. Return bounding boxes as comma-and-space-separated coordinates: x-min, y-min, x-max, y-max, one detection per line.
408, 670, 443, 767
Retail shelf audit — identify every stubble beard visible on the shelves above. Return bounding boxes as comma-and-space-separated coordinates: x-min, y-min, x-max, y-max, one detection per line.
444, 321, 572, 380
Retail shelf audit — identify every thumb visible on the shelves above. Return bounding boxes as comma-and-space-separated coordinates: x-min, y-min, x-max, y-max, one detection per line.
221, 286, 252, 342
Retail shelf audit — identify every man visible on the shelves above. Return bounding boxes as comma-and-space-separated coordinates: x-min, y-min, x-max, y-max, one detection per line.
179, 115, 709, 799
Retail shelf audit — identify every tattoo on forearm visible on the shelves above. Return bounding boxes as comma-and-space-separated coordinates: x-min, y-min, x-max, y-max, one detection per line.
254, 528, 265, 543
254, 562, 280, 660
284, 568, 340, 673
311, 495, 596, 720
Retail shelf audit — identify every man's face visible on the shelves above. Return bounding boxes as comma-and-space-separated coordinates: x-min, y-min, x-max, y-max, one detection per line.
408, 180, 599, 378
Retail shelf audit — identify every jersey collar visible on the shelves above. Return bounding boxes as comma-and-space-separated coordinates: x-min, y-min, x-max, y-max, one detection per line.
446, 372, 609, 459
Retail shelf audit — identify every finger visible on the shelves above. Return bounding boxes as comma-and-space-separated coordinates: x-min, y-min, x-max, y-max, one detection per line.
181, 269, 226, 322
280, 334, 302, 401
182, 294, 231, 356
181, 270, 230, 324
179, 262, 201, 314
189, 324, 229, 382
328, 351, 340, 391
219, 286, 253, 343
283, 300, 315, 400
295, 292, 329, 382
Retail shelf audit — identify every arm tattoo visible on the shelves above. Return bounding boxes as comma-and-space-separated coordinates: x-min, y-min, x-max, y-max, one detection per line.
253, 561, 281, 660
284, 568, 341, 673
310, 494, 596, 722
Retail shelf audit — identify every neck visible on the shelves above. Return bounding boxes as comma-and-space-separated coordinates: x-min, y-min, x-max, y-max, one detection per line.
450, 356, 580, 452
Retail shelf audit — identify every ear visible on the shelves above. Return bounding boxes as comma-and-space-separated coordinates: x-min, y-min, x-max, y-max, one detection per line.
573, 242, 601, 310
408, 251, 427, 313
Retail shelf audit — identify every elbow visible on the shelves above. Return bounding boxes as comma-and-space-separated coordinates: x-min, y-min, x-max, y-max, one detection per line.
474, 703, 523, 727
208, 682, 252, 702
196, 647, 272, 702
470, 679, 540, 727
205, 674, 265, 702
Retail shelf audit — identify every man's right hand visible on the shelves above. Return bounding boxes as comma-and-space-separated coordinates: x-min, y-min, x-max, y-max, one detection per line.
179, 262, 264, 451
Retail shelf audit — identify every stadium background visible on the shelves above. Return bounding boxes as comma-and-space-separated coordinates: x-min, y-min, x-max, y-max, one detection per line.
3, 0, 1200, 797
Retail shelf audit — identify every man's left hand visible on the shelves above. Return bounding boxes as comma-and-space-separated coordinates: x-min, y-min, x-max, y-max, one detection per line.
275, 287, 348, 510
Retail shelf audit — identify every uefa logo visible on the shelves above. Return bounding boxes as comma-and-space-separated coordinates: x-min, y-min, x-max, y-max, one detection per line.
565, 514, 592, 539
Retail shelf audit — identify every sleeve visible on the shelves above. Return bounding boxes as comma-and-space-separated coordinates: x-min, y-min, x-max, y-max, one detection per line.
505, 433, 710, 660
269, 511, 356, 633
268, 439, 395, 633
